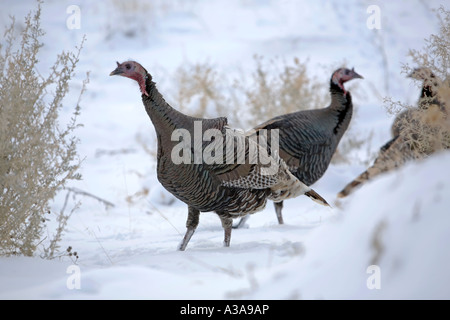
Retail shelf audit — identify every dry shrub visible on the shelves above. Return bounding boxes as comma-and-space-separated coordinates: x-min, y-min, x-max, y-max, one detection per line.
173, 61, 229, 119
240, 55, 327, 127
171, 55, 327, 128
0, 2, 87, 256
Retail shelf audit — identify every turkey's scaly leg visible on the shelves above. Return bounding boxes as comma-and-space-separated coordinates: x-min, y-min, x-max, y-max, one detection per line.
219, 214, 233, 247
178, 206, 200, 251
274, 201, 284, 225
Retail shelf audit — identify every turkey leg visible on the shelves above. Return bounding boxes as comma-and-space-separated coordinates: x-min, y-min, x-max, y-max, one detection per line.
274, 201, 284, 224
219, 214, 233, 247
178, 206, 200, 251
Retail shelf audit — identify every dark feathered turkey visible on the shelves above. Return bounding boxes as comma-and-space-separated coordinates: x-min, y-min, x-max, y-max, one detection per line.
110, 61, 329, 250
234, 68, 363, 228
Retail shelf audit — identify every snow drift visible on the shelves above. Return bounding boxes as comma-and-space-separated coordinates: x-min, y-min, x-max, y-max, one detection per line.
246, 151, 450, 299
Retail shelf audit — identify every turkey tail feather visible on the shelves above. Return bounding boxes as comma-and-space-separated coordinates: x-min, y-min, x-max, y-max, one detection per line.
337, 171, 369, 198
305, 189, 330, 207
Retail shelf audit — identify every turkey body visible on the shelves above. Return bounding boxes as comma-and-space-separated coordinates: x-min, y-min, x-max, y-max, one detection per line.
254, 91, 352, 186
235, 68, 362, 227
150, 105, 269, 216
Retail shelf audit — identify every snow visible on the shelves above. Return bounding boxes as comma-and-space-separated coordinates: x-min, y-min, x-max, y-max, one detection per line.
1, 0, 449, 300
247, 152, 450, 299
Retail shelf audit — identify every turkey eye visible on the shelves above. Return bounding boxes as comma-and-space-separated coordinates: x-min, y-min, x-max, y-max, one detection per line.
125, 64, 131, 70
345, 69, 350, 75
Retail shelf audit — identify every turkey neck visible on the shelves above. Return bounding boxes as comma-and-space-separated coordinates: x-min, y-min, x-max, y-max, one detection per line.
328, 80, 353, 136
141, 74, 190, 134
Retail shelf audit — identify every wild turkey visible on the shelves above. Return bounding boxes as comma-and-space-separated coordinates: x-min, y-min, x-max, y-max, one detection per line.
110, 61, 329, 250
234, 67, 363, 228
336, 134, 420, 198
337, 68, 449, 198
391, 68, 446, 138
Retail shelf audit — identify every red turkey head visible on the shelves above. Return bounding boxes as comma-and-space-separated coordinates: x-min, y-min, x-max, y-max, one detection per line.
110, 61, 149, 96
331, 68, 363, 94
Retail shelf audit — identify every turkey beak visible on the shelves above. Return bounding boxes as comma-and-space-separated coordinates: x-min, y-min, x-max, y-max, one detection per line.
352, 69, 364, 79
110, 62, 124, 76
109, 67, 123, 76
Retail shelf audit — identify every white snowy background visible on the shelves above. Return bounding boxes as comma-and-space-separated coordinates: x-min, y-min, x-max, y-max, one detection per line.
0, 0, 449, 299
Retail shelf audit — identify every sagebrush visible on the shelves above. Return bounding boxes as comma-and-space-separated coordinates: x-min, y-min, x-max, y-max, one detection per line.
0, 3, 87, 256
171, 56, 328, 129
241, 55, 327, 127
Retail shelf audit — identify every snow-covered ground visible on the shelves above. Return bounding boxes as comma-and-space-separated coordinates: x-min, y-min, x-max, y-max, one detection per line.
1, 0, 449, 300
